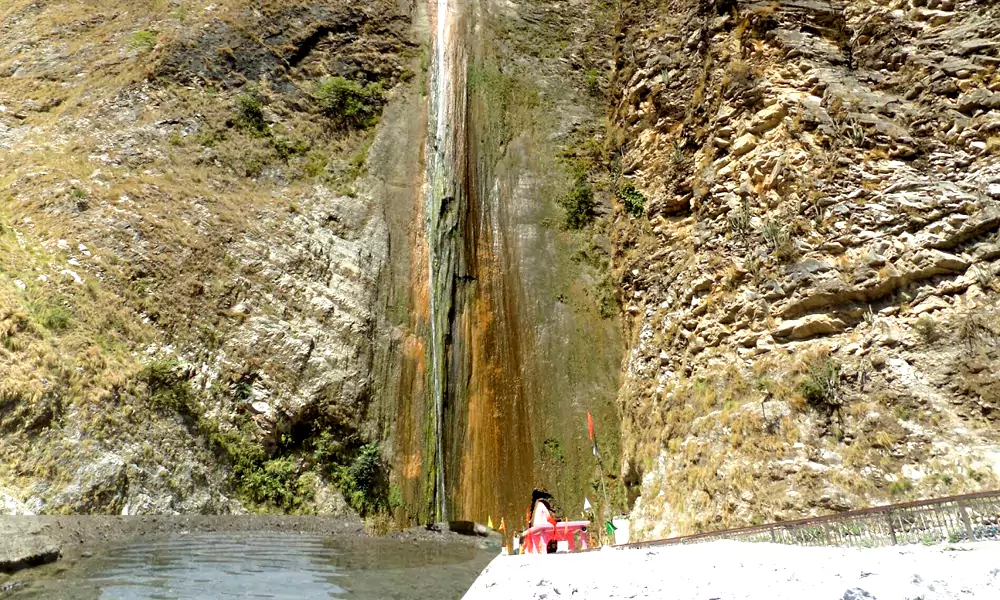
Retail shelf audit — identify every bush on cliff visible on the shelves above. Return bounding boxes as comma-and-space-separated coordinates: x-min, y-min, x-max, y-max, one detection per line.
560, 171, 596, 229
314, 77, 385, 129
618, 182, 646, 217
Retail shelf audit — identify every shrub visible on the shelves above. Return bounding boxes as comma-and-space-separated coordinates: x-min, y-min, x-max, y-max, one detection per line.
240, 456, 313, 510
235, 91, 267, 135
888, 478, 913, 496
596, 277, 618, 319
334, 443, 390, 516
140, 357, 196, 414
271, 135, 308, 162
728, 198, 752, 243
314, 77, 385, 129
797, 354, 841, 408
914, 315, 940, 344
560, 173, 595, 229
957, 309, 995, 351
585, 69, 601, 96
617, 182, 646, 217
759, 220, 797, 261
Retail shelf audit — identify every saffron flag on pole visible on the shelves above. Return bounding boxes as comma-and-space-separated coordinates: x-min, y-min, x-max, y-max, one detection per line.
500, 517, 507, 532
587, 411, 594, 441
487, 516, 494, 530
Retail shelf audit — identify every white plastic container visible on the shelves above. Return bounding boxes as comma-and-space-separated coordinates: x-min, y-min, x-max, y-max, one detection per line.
612, 517, 630, 545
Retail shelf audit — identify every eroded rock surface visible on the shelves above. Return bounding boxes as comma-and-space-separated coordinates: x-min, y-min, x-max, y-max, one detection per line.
611, 0, 1000, 537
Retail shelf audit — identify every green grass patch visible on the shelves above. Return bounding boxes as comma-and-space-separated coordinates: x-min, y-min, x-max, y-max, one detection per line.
127, 30, 158, 51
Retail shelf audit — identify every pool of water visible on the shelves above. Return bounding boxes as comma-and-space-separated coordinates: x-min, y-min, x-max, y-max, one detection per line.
4, 532, 496, 599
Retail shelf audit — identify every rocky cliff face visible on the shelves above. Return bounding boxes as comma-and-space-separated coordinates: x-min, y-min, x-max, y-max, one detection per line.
0, 0, 409, 515
0, 0, 623, 524
611, 0, 1000, 537
7, 0, 992, 537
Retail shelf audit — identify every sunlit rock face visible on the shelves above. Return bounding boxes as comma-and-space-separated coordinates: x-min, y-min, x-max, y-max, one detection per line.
611, 0, 1000, 538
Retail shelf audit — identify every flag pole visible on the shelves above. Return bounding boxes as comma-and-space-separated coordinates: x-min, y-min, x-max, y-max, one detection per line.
588, 411, 613, 544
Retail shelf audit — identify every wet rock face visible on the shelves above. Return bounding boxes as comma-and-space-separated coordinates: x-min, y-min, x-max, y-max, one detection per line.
612, 0, 1000, 538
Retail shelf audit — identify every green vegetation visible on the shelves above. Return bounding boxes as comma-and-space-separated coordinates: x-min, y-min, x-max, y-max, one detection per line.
35, 302, 73, 332
542, 438, 565, 463
596, 277, 619, 319
559, 164, 596, 229
889, 478, 913, 496
585, 69, 601, 96
271, 135, 308, 162
127, 30, 158, 51
140, 357, 195, 414
235, 91, 268, 136
314, 77, 385, 129
617, 182, 646, 217
797, 354, 841, 409
241, 455, 315, 509
728, 197, 752, 243
759, 220, 796, 261
467, 59, 539, 157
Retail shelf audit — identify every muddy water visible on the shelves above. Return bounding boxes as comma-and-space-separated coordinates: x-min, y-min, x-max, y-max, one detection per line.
5, 533, 495, 599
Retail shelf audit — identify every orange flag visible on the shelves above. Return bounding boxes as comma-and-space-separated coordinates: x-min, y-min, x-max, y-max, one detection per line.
587, 411, 594, 441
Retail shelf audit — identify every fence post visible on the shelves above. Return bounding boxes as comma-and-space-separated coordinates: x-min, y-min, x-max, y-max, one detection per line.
957, 500, 975, 541
885, 509, 898, 545
770, 529, 776, 543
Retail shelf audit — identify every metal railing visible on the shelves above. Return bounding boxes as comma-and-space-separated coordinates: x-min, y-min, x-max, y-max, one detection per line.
625, 490, 1000, 549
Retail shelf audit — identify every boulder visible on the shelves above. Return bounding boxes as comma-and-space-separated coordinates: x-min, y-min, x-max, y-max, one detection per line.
773, 314, 846, 340
0, 531, 60, 573
957, 88, 1000, 115
731, 133, 758, 156
749, 103, 787, 134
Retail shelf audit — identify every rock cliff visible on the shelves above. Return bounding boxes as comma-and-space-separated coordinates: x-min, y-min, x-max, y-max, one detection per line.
4, 0, 997, 538
0, 0, 409, 515
611, 0, 1000, 537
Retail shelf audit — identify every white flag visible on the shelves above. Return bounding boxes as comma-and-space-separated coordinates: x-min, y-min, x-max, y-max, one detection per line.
583, 497, 592, 512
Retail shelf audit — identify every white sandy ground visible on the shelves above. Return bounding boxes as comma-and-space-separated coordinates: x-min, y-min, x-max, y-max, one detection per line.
463, 540, 1000, 600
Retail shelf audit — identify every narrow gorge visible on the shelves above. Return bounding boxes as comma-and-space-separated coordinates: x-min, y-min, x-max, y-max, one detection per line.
376, 0, 624, 527
2, 0, 999, 544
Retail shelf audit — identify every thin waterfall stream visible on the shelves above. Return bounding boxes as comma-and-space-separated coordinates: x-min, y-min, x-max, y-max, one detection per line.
425, 0, 462, 521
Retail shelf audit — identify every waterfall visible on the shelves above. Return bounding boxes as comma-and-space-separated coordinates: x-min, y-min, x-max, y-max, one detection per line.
426, 0, 458, 522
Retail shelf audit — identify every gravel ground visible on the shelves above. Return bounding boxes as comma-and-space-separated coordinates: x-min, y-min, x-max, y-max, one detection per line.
463, 540, 1000, 599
